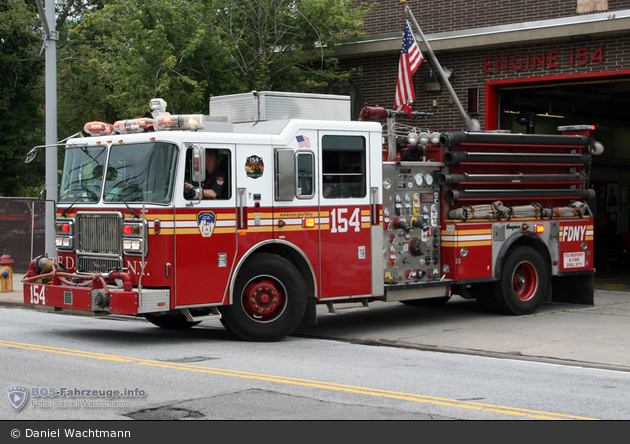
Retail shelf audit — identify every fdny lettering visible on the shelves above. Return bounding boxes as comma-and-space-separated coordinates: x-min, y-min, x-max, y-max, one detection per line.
560, 225, 586, 242
57, 256, 75, 271
127, 260, 148, 276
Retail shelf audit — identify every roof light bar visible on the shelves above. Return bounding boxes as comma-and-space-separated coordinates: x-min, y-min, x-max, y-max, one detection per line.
155, 114, 205, 131
113, 118, 155, 134
83, 121, 114, 137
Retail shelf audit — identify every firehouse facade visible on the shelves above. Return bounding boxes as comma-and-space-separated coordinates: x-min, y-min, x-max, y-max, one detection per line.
338, 0, 630, 254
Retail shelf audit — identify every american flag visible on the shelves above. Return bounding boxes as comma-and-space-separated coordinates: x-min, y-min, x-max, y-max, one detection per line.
296, 135, 310, 149
395, 21, 423, 110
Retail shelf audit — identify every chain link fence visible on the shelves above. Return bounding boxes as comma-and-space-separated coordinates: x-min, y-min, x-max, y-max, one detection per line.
0, 197, 46, 273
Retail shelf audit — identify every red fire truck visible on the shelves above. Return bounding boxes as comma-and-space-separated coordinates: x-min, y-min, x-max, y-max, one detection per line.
22, 91, 602, 341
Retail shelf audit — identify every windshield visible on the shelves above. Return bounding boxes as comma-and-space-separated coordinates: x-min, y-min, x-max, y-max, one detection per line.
58, 146, 108, 203
103, 142, 177, 204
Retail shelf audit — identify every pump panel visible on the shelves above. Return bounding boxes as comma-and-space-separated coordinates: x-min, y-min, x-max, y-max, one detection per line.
382, 162, 443, 285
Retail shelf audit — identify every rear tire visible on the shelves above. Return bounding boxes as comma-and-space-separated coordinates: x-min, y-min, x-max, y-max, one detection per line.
489, 246, 548, 315
474, 283, 502, 313
219, 253, 307, 341
145, 313, 201, 329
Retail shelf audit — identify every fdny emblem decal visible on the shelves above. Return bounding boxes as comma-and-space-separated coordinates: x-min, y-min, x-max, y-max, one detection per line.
197, 211, 216, 238
6, 385, 28, 411
245, 155, 264, 179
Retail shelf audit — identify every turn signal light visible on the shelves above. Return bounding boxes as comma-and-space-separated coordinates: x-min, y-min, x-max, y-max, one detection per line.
302, 218, 316, 228
535, 225, 545, 234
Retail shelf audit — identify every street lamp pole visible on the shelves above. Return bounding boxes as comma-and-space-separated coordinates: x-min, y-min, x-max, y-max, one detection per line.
36, 0, 58, 258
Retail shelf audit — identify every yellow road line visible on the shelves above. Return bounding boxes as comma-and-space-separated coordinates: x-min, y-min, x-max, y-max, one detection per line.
0, 339, 598, 420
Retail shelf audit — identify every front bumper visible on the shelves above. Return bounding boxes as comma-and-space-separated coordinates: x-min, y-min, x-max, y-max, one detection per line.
23, 283, 170, 315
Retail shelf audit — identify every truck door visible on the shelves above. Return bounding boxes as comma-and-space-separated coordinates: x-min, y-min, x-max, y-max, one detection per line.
319, 132, 373, 299
233, 142, 274, 261
175, 145, 236, 307
273, 131, 320, 289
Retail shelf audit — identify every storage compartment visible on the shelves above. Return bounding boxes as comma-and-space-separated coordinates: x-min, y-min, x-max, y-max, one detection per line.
209, 91, 351, 123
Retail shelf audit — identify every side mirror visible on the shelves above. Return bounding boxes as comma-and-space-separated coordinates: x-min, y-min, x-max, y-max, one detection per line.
24, 148, 38, 164
191, 145, 206, 184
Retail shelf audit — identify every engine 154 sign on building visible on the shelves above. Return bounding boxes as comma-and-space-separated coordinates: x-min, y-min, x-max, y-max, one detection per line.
484, 46, 604, 73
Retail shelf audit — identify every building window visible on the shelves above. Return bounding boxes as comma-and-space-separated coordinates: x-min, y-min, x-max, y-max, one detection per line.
468, 88, 479, 115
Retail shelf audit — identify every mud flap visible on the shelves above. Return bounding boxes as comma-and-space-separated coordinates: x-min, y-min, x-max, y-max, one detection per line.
302, 297, 317, 325
550, 273, 594, 305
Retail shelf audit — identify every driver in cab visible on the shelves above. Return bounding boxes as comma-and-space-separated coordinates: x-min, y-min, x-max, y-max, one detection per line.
185, 150, 227, 199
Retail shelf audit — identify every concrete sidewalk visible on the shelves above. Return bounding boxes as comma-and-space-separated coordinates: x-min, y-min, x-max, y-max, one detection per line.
1, 273, 27, 305
3, 271, 630, 370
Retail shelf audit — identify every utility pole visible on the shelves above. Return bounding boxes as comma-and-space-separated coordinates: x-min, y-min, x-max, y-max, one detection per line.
36, 0, 58, 258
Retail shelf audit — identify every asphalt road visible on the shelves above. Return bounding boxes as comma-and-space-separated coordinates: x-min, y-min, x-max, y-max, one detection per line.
1, 306, 629, 420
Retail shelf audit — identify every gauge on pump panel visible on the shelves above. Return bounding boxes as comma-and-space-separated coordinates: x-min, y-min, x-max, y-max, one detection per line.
431, 204, 438, 227
424, 173, 434, 186
383, 178, 392, 190
414, 173, 424, 186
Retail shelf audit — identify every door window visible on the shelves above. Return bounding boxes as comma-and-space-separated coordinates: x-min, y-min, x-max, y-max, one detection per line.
321, 135, 366, 199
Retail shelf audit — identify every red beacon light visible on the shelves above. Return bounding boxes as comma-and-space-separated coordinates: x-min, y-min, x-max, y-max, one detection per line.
113, 118, 155, 134
155, 114, 206, 131
84, 121, 114, 137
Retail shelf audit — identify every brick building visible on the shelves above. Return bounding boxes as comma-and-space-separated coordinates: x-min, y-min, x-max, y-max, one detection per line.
336, 0, 630, 241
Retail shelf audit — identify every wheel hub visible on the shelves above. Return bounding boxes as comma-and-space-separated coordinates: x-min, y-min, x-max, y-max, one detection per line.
512, 261, 538, 301
243, 278, 283, 320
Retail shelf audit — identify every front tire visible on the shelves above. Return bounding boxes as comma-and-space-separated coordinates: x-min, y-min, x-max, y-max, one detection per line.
489, 246, 548, 315
219, 253, 307, 341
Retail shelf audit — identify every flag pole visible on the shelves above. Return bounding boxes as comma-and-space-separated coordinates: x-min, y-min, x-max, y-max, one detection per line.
404, 5, 480, 131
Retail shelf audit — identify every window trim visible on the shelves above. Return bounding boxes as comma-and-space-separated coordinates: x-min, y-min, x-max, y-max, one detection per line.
321, 134, 367, 200
295, 150, 315, 199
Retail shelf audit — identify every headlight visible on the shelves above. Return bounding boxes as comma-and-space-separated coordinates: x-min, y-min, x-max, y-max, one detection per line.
55, 219, 75, 250
122, 220, 148, 256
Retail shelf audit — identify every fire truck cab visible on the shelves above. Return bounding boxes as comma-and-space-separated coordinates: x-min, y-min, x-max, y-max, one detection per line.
23, 91, 601, 341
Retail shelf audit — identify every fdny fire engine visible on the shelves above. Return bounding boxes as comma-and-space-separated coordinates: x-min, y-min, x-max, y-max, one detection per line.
21, 90, 602, 341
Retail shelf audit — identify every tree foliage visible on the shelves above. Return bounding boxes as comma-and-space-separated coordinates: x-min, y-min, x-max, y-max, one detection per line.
211, 0, 371, 91
0, 0, 45, 196
58, 0, 235, 129
57, 0, 371, 131
3, 0, 371, 195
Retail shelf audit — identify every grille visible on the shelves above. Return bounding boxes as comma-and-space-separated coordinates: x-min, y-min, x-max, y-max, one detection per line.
76, 212, 123, 273
77, 256, 122, 274
77, 213, 122, 254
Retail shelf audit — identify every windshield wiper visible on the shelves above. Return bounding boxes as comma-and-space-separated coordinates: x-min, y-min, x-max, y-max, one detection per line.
60, 197, 81, 218
121, 199, 140, 219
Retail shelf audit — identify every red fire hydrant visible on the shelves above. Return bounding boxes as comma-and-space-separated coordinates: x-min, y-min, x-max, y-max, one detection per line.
0, 254, 15, 292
